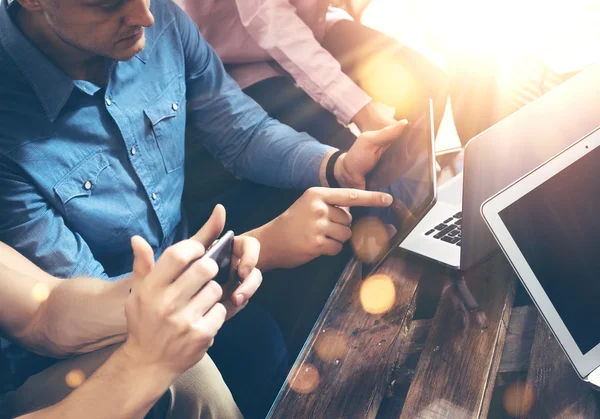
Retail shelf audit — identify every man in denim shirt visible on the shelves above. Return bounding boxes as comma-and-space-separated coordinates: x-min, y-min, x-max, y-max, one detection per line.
0, 0, 404, 415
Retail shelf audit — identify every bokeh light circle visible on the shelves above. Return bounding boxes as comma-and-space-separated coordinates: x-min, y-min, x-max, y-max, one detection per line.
289, 363, 320, 395
360, 274, 396, 314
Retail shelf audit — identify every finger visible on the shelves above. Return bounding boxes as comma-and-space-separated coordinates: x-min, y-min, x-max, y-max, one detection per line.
363, 119, 408, 145
232, 235, 260, 279
148, 239, 206, 288
191, 204, 226, 248
131, 236, 155, 280
321, 238, 344, 256
328, 205, 352, 226
322, 188, 393, 208
222, 299, 249, 322
325, 222, 352, 244
229, 268, 262, 307
195, 302, 227, 336
180, 279, 223, 323
167, 257, 219, 303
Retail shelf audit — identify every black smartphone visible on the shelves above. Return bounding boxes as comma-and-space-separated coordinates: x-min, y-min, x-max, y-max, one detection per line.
202, 230, 235, 285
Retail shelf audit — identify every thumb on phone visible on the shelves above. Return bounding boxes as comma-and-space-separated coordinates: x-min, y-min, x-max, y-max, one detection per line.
191, 204, 226, 248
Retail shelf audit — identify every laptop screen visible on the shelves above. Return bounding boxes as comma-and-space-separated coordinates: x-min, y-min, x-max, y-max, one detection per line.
352, 101, 436, 267
499, 144, 600, 354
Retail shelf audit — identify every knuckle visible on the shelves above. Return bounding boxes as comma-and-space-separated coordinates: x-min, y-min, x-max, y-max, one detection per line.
192, 323, 209, 338
214, 303, 227, 322
195, 258, 218, 279
174, 318, 192, 335
344, 209, 353, 224
311, 201, 327, 217
315, 219, 328, 234
314, 235, 326, 248
169, 250, 188, 267
207, 280, 224, 301
158, 299, 177, 318
342, 226, 353, 241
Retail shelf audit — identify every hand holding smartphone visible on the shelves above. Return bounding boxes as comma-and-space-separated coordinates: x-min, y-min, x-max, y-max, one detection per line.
201, 230, 235, 285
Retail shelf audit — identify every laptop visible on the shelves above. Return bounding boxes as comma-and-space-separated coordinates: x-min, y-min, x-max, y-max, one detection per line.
398, 63, 600, 271
481, 126, 600, 387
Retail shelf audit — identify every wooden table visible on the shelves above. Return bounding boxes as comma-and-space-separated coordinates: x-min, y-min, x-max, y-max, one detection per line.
267, 248, 600, 418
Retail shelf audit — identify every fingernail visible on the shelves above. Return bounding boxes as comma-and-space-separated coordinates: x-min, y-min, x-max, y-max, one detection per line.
400, 119, 408, 125
382, 194, 393, 205
235, 294, 245, 306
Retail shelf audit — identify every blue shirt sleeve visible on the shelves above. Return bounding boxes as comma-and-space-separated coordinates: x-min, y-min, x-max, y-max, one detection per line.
0, 161, 121, 280
171, 2, 334, 190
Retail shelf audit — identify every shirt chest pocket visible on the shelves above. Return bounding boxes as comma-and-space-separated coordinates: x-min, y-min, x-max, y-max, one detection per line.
144, 76, 186, 173
53, 152, 135, 248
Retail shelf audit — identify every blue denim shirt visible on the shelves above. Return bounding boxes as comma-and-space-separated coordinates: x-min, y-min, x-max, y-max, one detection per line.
0, 0, 332, 390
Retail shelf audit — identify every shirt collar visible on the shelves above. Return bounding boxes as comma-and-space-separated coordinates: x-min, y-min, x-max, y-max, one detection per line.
0, 0, 75, 122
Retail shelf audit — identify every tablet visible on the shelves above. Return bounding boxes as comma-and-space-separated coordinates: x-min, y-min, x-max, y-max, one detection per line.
354, 99, 437, 272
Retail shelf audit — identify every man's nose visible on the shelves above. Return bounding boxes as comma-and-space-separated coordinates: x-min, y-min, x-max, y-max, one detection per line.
124, 0, 154, 28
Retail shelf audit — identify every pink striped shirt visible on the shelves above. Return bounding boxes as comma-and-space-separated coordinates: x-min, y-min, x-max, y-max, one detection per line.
178, 0, 372, 125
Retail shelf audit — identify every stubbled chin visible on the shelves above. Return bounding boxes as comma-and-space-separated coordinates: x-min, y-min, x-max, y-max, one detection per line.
115, 37, 146, 61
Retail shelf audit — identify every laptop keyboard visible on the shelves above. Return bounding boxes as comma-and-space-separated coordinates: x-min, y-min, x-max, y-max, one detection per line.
424, 212, 462, 247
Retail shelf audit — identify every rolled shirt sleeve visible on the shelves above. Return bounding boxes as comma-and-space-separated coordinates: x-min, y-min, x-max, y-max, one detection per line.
232, 0, 372, 125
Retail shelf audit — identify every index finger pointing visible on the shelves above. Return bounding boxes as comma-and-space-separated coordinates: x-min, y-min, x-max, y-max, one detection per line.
322, 188, 393, 208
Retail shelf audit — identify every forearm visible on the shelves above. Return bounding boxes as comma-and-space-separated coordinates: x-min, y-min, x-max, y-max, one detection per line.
193, 93, 335, 190
17, 346, 173, 419
24, 276, 132, 358
243, 223, 280, 272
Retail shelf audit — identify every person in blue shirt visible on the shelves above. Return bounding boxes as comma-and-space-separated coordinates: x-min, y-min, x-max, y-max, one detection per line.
0, 0, 404, 415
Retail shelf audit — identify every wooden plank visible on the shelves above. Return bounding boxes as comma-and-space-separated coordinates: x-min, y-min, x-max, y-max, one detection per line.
498, 305, 538, 373
375, 319, 433, 418
399, 253, 516, 419
523, 317, 600, 418
268, 252, 428, 419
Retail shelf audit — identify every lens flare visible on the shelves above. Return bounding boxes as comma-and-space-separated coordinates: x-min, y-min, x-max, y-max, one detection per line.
503, 380, 535, 417
359, 54, 421, 116
32, 283, 50, 303
315, 329, 348, 363
360, 274, 396, 314
65, 369, 86, 388
350, 216, 391, 264
289, 363, 320, 395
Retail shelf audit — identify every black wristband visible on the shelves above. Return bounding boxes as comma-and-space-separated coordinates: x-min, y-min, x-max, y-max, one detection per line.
326, 150, 343, 188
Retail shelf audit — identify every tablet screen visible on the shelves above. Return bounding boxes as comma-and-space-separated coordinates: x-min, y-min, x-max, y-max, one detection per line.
351, 102, 436, 265
499, 145, 600, 354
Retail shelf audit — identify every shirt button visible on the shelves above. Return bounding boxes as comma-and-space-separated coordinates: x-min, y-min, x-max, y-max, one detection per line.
105, 98, 112, 106
83, 180, 92, 190
131, 147, 137, 156
151, 193, 157, 200
172, 103, 179, 111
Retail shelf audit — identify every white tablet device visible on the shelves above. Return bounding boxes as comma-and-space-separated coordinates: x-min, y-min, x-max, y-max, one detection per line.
481, 125, 600, 384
